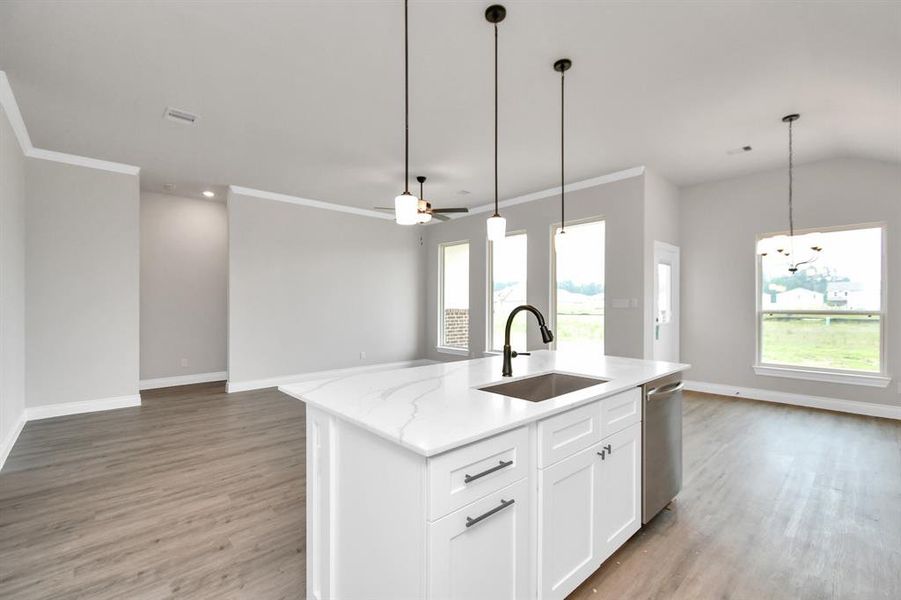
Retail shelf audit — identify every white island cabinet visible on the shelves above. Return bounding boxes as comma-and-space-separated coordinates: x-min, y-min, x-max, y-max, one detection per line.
281, 351, 688, 600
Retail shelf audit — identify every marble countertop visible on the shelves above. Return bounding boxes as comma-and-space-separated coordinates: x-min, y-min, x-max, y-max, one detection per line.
279, 351, 689, 457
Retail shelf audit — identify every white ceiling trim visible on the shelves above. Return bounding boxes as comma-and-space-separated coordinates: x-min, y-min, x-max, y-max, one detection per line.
0, 71, 33, 154
27, 148, 141, 175
228, 185, 395, 221
0, 71, 140, 176
467, 166, 646, 215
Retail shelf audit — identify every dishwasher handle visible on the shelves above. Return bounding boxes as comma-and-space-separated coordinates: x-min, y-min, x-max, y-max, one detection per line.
647, 381, 683, 399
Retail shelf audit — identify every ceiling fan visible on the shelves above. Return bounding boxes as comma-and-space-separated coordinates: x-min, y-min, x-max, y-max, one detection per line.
376, 176, 469, 223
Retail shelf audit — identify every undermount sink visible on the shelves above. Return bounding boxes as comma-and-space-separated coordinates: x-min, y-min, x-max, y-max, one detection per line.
479, 372, 609, 403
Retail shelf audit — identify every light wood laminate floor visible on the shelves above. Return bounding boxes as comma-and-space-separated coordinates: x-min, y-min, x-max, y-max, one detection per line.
1, 384, 899, 599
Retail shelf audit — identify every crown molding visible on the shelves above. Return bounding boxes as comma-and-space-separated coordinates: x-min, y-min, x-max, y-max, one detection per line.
0, 71, 33, 154
26, 148, 141, 175
0, 71, 140, 176
228, 185, 395, 220
468, 166, 645, 215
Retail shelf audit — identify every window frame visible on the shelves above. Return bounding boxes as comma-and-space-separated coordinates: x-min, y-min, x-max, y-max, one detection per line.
437, 239, 471, 355
549, 215, 607, 353
486, 230, 528, 353
753, 222, 890, 387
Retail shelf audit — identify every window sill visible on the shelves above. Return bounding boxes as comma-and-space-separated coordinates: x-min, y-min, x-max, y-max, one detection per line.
483, 350, 503, 357
436, 346, 470, 357
753, 364, 891, 388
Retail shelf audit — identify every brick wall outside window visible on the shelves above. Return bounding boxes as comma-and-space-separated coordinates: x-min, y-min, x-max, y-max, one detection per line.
443, 308, 469, 349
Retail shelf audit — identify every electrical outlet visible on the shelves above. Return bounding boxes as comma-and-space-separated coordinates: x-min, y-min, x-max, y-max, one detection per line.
180, 358, 188, 368
360, 351, 366, 360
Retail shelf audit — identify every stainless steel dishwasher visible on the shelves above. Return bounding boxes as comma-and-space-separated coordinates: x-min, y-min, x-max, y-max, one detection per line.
642, 373, 683, 523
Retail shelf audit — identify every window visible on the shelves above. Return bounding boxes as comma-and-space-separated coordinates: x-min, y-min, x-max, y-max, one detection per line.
756, 225, 886, 380
439, 241, 470, 351
488, 232, 527, 352
552, 219, 605, 353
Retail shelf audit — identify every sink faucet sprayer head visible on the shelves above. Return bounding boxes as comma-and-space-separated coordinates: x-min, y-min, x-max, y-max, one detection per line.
540, 324, 554, 344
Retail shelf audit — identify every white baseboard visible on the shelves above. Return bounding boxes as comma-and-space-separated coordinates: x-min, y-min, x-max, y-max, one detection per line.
684, 380, 901, 420
227, 359, 436, 393
0, 412, 27, 471
140, 371, 227, 390
25, 394, 142, 421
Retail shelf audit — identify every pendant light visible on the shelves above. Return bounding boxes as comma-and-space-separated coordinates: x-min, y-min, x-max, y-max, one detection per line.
485, 5, 507, 242
394, 0, 418, 225
756, 114, 823, 272
553, 58, 572, 252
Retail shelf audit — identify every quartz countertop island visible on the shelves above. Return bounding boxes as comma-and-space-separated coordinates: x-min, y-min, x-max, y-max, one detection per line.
279, 350, 689, 457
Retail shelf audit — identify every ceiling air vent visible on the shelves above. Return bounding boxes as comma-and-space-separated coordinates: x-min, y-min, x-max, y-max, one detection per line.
163, 107, 198, 125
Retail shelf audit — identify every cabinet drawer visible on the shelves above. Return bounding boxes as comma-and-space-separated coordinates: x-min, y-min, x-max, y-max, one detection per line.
601, 388, 641, 437
538, 401, 603, 468
428, 426, 529, 521
428, 478, 532, 599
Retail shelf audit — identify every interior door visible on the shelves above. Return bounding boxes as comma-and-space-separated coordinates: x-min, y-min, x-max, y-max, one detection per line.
653, 241, 680, 362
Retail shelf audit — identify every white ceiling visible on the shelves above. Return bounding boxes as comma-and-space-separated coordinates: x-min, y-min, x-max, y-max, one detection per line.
1, 1, 898, 209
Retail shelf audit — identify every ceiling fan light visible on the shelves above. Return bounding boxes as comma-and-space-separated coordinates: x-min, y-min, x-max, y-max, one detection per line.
395, 192, 419, 225
417, 211, 432, 224
486, 215, 506, 242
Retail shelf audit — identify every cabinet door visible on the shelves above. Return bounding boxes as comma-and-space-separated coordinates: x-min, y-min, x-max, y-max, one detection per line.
428, 479, 531, 600
597, 422, 642, 562
538, 444, 603, 600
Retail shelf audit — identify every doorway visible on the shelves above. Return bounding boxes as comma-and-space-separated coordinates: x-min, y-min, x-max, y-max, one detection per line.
653, 241, 680, 362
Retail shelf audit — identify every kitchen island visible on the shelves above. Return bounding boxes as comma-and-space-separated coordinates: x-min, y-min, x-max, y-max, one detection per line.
280, 351, 689, 600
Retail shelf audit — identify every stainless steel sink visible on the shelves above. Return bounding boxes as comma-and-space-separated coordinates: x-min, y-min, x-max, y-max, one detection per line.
479, 372, 608, 403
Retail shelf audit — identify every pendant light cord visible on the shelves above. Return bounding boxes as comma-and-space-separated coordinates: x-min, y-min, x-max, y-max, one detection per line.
560, 69, 565, 233
404, 0, 410, 194
493, 22, 499, 217
787, 117, 794, 239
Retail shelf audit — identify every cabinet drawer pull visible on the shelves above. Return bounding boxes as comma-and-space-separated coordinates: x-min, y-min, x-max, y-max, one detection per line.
604, 444, 612, 454
465, 498, 515, 528
464, 459, 514, 484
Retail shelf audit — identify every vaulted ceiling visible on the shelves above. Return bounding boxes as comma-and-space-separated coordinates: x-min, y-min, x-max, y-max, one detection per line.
1, 1, 898, 208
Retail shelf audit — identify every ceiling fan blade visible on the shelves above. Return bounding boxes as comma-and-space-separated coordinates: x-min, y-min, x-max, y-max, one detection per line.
431, 213, 451, 221
430, 207, 470, 214
372, 207, 395, 211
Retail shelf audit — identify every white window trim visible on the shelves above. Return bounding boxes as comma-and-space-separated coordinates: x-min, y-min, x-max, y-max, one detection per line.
752, 364, 891, 388
549, 216, 606, 352
754, 222, 889, 386
437, 239, 471, 353
436, 345, 471, 357
486, 230, 527, 353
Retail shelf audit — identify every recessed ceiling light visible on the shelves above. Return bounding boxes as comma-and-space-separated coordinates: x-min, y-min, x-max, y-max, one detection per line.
202, 190, 215, 198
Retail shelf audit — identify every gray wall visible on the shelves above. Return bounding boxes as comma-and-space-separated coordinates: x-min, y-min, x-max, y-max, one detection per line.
643, 168, 681, 358
0, 103, 26, 447
227, 192, 425, 385
422, 173, 647, 361
140, 192, 228, 380
680, 157, 901, 407
26, 159, 140, 407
